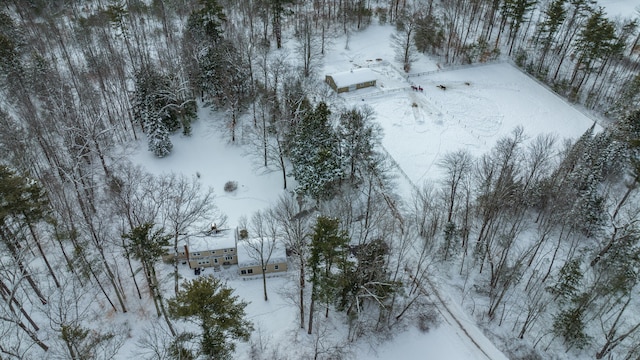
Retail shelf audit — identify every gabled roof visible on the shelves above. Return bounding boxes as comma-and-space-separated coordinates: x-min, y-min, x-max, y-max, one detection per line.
328, 68, 377, 88
187, 229, 236, 252
236, 238, 287, 268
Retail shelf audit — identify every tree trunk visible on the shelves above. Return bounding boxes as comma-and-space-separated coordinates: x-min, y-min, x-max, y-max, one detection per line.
151, 265, 177, 337
308, 285, 316, 334
0, 226, 48, 304
122, 237, 143, 300
26, 222, 61, 288
0, 280, 40, 331
262, 266, 268, 301
299, 261, 305, 329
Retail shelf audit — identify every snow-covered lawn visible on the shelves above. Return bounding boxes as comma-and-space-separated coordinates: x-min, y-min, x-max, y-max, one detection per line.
128, 23, 603, 360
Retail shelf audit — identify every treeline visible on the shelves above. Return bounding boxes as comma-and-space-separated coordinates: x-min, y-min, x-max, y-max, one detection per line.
397, 0, 640, 111
1, 0, 640, 358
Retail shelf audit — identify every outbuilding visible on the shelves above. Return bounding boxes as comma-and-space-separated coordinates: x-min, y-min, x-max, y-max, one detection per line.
325, 68, 377, 93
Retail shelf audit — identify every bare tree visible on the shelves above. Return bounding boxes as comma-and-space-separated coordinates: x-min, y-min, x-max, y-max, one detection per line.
243, 209, 280, 301
156, 173, 224, 295
47, 277, 125, 360
134, 321, 176, 360
391, 11, 419, 72
437, 149, 473, 225
272, 194, 312, 329
296, 15, 323, 78
0, 252, 49, 354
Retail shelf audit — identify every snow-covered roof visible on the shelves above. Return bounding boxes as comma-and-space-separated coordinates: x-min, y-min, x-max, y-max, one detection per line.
236, 238, 287, 268
328, 68, 377, 88
187, 229, 236, 252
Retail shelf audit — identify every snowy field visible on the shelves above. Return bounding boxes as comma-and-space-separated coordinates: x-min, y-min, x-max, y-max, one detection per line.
350, 62, 599, 185
128, 23, 604, 360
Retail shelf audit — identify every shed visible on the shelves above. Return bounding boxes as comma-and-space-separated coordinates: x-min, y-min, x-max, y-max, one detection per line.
325, 68, 377, 93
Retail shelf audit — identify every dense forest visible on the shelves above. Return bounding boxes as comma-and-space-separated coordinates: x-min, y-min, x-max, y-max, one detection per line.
1, 0, 640, 359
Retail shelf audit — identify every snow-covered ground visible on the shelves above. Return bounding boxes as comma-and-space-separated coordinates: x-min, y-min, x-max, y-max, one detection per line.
599, 0, 639, 19
129, 23, 601, 360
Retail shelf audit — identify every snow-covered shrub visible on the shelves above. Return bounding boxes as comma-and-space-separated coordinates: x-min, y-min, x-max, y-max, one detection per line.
224, 181, 238, 192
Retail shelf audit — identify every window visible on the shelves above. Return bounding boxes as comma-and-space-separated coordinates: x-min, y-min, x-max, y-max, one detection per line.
229, 249, 234, 252
247, 269, 253, 274
274, 265, 279, 270
241, 270, 247, 275
214, 258, 218, 264
224, 249, 228, 253
224, 255, 233, 261
193, 252, 200, 256
212, 250, 216, 254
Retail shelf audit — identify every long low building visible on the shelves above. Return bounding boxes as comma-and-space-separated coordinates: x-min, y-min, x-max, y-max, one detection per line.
325, 68, 377, 93
163, 228, 238, 269
236, 238, 288, 276
162, 228, 288, 277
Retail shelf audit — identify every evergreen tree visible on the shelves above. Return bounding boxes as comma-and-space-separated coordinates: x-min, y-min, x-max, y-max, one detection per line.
534, 0, 567, 73
270, 0, 295, 49
289, 102, 344, 202
609, 75, 640, 121
199, 39, 251, 141
186, 0, 227, 45
307, 216, 350, 334
570, 8, 620, 92
168, 276, 253, 359
122, 223, 175, 335
132, 67, 195, 156
0, 11, 23, 86
337, 106, 381, 186
0, 165, 52, 303
552, 305, 590, 350
145, 111, 173, 157
547, 258, 583, 305
548, 258, 591, 350
500, 0, 538, 55
336, 239, 400, 330
414, 13, 445, 54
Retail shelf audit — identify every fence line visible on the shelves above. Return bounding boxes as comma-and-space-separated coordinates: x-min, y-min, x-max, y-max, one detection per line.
343, 86, 409, 101
408, 59, 511, 78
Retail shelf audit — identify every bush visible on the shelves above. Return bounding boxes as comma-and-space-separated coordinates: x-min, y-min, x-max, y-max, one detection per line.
238, 229, 248, 239
417, 308, 440, 333
224, 181, 238, 192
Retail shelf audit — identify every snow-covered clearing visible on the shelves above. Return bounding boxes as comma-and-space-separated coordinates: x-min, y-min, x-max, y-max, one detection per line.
128, 23, 601, 360
346, 62, 599, 185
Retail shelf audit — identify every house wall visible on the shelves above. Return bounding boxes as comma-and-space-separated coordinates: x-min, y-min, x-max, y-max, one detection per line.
333, 80, 376, 93
239, 262, 288, 276
162, 250, 187, 263
188, 248, 238, 268
325, 76, 338, 91
357, 80, 376, 89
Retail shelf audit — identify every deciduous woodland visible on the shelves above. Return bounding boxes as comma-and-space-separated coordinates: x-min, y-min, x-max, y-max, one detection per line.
0, 0, 639, 359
